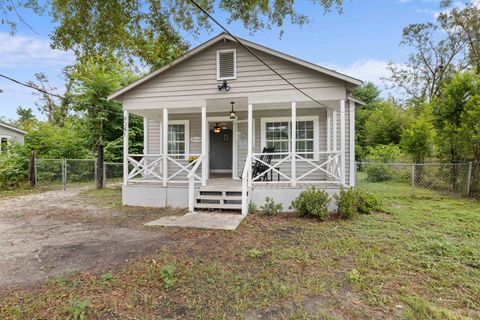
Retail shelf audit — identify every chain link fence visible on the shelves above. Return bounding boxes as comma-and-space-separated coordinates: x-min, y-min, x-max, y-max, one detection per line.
34, 158, 124, 190
356, 161, 480, 199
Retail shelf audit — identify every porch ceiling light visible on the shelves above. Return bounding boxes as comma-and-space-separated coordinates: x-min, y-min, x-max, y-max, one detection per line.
213, 123, 221, 133
229, 101, 236, 119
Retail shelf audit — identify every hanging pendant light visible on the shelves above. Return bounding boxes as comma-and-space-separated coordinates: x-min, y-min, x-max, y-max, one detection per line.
213, 123, 221, 133
229, 101, 236, 119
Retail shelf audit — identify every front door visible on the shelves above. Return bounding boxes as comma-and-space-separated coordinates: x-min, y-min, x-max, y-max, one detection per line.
209, 122, 233, 177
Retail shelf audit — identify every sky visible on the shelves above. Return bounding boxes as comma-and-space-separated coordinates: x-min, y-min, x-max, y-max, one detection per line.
0, 0, 448, 121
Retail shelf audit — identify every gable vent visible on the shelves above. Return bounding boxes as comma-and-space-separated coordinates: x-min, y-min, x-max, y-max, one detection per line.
217, 49, 236, 80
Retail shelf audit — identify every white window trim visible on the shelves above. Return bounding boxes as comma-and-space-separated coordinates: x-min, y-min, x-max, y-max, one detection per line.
216, 49, 237, 80
0, 135, 11, 153
161, 120, 190, 160
260, 116, 319, 161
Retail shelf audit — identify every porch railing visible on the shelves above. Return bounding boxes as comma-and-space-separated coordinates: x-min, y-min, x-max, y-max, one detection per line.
126, 153, 204, 184
188, 154, 204, 212
250, 151, 343, 185
241, 155, 252, 216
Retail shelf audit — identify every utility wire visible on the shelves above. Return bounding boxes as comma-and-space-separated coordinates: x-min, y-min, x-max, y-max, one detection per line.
188, 0, 330, 109
0, 73, 122, 116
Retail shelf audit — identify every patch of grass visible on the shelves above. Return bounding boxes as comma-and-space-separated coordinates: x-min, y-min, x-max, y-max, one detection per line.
1, 183, 479, 319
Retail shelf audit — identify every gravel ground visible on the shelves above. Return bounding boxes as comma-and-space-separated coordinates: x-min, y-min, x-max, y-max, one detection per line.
0, 189, 170, 290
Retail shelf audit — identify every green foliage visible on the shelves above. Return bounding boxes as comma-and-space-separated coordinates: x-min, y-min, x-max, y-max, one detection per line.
247, 249, 264, 259
101, 272, 114, 283
248, 201, 257, 214
67, 298, 90, 320
365, 144, 404, 162
160, 264, 176, 290
16, 107, 37, 132
401, 106, 436, 162
365, 163, 393, 182
334, 188, 357, 220
290, 187, 330, 221
260, 197, 283, 215
355, 189, 382, 214
25, 119, 91, 159
0, 144, 29, 189
347, 268, 361, 285
364, 100, 409, 146
353, 81, 381, 105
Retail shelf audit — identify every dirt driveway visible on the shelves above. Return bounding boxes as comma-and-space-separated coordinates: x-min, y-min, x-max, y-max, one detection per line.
0, 189, 174, 290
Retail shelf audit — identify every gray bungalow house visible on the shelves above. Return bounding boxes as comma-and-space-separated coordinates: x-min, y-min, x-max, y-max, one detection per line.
108, 33, 363, 216
0, 122, 27, 153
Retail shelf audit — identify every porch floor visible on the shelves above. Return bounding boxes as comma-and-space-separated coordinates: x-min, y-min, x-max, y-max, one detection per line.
145, 212, 244, 230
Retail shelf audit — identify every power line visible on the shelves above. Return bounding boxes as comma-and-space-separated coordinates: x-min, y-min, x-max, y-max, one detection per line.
0, 73, 123, 116
0, 74, 64, 99
187, 0, 330, 109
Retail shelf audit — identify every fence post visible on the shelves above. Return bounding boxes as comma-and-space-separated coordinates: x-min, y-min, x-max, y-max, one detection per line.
466, 161, 473, 197
411, 164, 415, 197
62, 158, 67, 191
103, 161, 107, 188
96, 144, 104, 189
28, 150, 36, 187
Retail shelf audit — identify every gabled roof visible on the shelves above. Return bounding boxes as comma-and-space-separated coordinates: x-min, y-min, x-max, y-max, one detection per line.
108, 32, 363, 101
0, 122, 27, 135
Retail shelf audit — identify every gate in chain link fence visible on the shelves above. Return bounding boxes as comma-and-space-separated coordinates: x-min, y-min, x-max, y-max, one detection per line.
356, 161, 480, 199
34, 158, 124, 190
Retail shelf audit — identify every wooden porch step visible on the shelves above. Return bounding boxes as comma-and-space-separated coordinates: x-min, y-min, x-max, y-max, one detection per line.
196, 195, 242, 201
194, 203, 242, 210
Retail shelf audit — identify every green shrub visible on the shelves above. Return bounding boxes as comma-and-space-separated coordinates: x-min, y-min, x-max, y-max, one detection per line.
334, 188, 357, 220
355, 188, 382, 214
260, 197, 283, 215
365, 163, 393, 182
290, 187, 330, 221
365, 144, 404, 162
0, 144, 29, 189
160, 264, 176, 290
68, 298, 90, 320
248, 201, 257, 214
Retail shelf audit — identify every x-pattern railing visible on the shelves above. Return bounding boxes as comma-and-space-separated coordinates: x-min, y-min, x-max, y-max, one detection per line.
166, 154, 202, 182
127, 154, 163, 181
250, 151, 343, 184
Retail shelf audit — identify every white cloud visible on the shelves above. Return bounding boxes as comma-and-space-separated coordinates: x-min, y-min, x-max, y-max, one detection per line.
0, 32, 74, 69
321, 59, 390, 87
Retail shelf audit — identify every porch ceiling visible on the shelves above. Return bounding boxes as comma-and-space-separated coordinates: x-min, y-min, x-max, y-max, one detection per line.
128, 98, 341, 118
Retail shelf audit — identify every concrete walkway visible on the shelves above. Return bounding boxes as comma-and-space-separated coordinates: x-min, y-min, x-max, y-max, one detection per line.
145, 212, 244, 230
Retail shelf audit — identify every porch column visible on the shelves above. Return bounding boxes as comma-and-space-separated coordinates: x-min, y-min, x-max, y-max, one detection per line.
291, 101, 297, 187
143, 117, 148, 154
349, 99, 356, 187
327, 109, 331, 152
333, 110, 338, 153
247, 103, 253, 187
123, 111, 129, 186
201, 106, 207, 186
340, 100, 346, 186
162, 108, 168, 186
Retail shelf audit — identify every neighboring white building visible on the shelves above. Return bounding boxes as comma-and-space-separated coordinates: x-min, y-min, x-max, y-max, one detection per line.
0, 122, 27, 153
109, 33, 363, 215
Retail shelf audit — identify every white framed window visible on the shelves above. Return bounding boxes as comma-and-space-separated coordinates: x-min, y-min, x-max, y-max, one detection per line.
261, 117, 319, 160
0, 136, 10, 153
166, 120, 189, 159
216, 49, 237, 80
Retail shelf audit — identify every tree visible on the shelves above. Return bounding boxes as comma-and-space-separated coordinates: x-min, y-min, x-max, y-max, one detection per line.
438, 0, 480, 73
364, 100, 409, 147
401, 106, 435, 162
353, 81, 381, 106
16, 107, 37, 131
70, 57, 143, 161
430, 70, 478, 162
27, 72, 70, 126
2, 0, 345, 67
385, 22, 466, 102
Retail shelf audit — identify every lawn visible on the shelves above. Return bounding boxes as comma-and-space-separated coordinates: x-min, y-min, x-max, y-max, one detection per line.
1, 183, 479, 319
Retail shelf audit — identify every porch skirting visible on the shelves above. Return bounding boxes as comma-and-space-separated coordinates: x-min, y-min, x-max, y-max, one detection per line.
122, 184, 198, 208
123, 184, 340, 212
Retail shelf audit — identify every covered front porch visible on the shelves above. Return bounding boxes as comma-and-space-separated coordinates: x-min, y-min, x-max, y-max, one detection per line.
122, 97, 355, 215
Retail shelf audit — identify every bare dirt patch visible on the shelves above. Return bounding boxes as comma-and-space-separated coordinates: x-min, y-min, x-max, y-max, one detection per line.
0, 189, 174, 290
